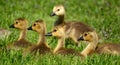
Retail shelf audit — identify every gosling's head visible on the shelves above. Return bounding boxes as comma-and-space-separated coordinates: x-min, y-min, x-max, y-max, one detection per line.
45, 26, 65, 38
50, 5, 65, 16
77, 32, 95, 42
9, 18, 28, 30
28, 19, 45, 33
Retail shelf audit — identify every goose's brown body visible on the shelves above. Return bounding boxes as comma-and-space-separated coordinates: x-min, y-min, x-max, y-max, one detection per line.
29, 43, 51, 54
61, 22, 94, 40
13, 38, 32, 48
95, 43, 120, 55
54, 47, 82, 56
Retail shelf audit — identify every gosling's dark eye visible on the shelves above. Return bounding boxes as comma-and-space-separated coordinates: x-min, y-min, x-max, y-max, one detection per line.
84, 33, 87, 36
57, 9, 60, 11
33, 24, 36, 26
16, 22, 18, 24
53, 29, 57, 32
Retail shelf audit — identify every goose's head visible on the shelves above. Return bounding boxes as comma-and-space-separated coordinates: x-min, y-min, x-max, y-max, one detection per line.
28, 19, 45, 33
9, 18, 28, 30
50, 5, 65, 16
78, 32, 95, 42
46, 26, 65, 38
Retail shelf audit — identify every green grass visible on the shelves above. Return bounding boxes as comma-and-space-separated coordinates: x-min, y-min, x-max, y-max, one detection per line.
0, 0, 120, 65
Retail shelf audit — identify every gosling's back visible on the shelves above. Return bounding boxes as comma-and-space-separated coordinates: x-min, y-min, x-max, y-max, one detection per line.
95, 43, 120, 55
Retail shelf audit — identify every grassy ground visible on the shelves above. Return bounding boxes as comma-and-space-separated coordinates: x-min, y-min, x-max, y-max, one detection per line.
0, 0, 120, 65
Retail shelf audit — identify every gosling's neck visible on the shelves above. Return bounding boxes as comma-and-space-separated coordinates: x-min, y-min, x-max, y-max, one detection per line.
18, 29, 27, 40
37, 26, 46, 45
81, 32, 98, 57
54, 15, 64, 26
54, 37, 65, 53
38, 33, 46, 45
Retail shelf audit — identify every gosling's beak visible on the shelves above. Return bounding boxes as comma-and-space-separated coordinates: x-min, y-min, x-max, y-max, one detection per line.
27, 26, 32, 30
77, 36, 84, 41
45, 32, 52, 36
9, 24, 14, 28
50, 12, 56, 16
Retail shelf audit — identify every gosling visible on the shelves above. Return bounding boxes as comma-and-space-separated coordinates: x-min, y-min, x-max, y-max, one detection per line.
8, 18, 32, 50
46, 26, 83, 57
78, 32, 120, 55
27, 19, 51, 55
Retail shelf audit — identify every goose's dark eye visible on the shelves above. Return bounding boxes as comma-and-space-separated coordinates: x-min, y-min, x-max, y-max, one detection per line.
57, 9, 60, 11
16, 22, 18, 24
84, 33, 87, 36
33, 24, 36, 26
53, 29, 57, 32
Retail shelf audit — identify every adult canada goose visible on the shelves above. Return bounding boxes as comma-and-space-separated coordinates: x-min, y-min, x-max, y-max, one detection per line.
78, 32, 120, 55
27, 19, 51, 55
8, 18, 32, 50
46, 26, 83, 57
49, 5, 94, 46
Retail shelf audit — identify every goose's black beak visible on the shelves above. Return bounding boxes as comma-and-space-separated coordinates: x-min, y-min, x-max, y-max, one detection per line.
50, 12, 56, 16
9, 24, 14, 28
27, 26, 32, 30
45, 32, 52, 36
77, 36, 84, 41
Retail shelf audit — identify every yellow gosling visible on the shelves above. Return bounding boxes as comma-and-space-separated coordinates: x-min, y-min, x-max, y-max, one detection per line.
46, 26, 83, 57
27, 19, 51, 55
8, 18, 32, 50
78, 32, 120, 56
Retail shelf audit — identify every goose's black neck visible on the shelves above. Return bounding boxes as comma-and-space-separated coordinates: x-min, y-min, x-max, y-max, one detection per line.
54, 15, 64, 26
